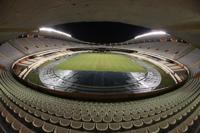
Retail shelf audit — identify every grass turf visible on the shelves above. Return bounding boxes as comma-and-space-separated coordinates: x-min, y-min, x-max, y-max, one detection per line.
55, 53, 146, 72
25, 70, 43, 86
142, 60, 175, 87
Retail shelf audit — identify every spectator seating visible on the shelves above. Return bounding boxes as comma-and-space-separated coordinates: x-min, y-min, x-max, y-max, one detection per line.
179, 48, 200, 76
115, 42, 193, 60
0, 70, 200, 132
0, 37, 200, 132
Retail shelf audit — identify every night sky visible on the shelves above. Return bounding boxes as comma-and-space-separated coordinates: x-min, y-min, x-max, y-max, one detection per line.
54, 22, 150, 43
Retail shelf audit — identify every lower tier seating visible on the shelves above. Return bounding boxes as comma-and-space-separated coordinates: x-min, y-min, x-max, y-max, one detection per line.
0, 70, 200, 132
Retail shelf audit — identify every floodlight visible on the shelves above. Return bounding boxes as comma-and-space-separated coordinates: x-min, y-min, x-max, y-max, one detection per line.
134, 30, 168, 39
39, 27, 71, 37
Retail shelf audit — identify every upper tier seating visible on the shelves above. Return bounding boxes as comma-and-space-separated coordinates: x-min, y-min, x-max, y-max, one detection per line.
0, 43, 24, 67
0, 38, 89, 68
10, 38, 90, 55
0, 43, 24, 59
10, 38, 66, 54
116, 42, 193, 59
179, 48, 200, 76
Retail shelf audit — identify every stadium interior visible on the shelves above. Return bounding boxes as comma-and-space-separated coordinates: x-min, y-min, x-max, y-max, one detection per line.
0, 1, 200, 133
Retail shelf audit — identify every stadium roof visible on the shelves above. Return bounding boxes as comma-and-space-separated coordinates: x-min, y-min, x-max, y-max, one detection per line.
0, 0, 200, 47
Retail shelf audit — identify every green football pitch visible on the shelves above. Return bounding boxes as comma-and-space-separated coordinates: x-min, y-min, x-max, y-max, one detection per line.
55, 53, 146, 72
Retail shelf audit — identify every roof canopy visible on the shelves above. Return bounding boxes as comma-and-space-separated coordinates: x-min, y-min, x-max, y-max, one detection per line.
0, 0, 200, 47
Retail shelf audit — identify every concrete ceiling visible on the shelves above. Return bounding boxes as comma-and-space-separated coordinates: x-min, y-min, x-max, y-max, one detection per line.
0, 0, 200, 47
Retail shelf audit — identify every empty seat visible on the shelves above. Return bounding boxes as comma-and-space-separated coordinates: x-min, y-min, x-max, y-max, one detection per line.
82, 122, 95, 131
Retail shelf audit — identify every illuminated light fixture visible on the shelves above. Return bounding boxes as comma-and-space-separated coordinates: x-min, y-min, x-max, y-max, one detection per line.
39, 27, 71, 37
134, 30, 168, 39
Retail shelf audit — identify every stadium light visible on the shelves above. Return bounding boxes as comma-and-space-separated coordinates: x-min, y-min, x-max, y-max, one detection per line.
134, 30, 168, 39
39, 27, 71, 38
